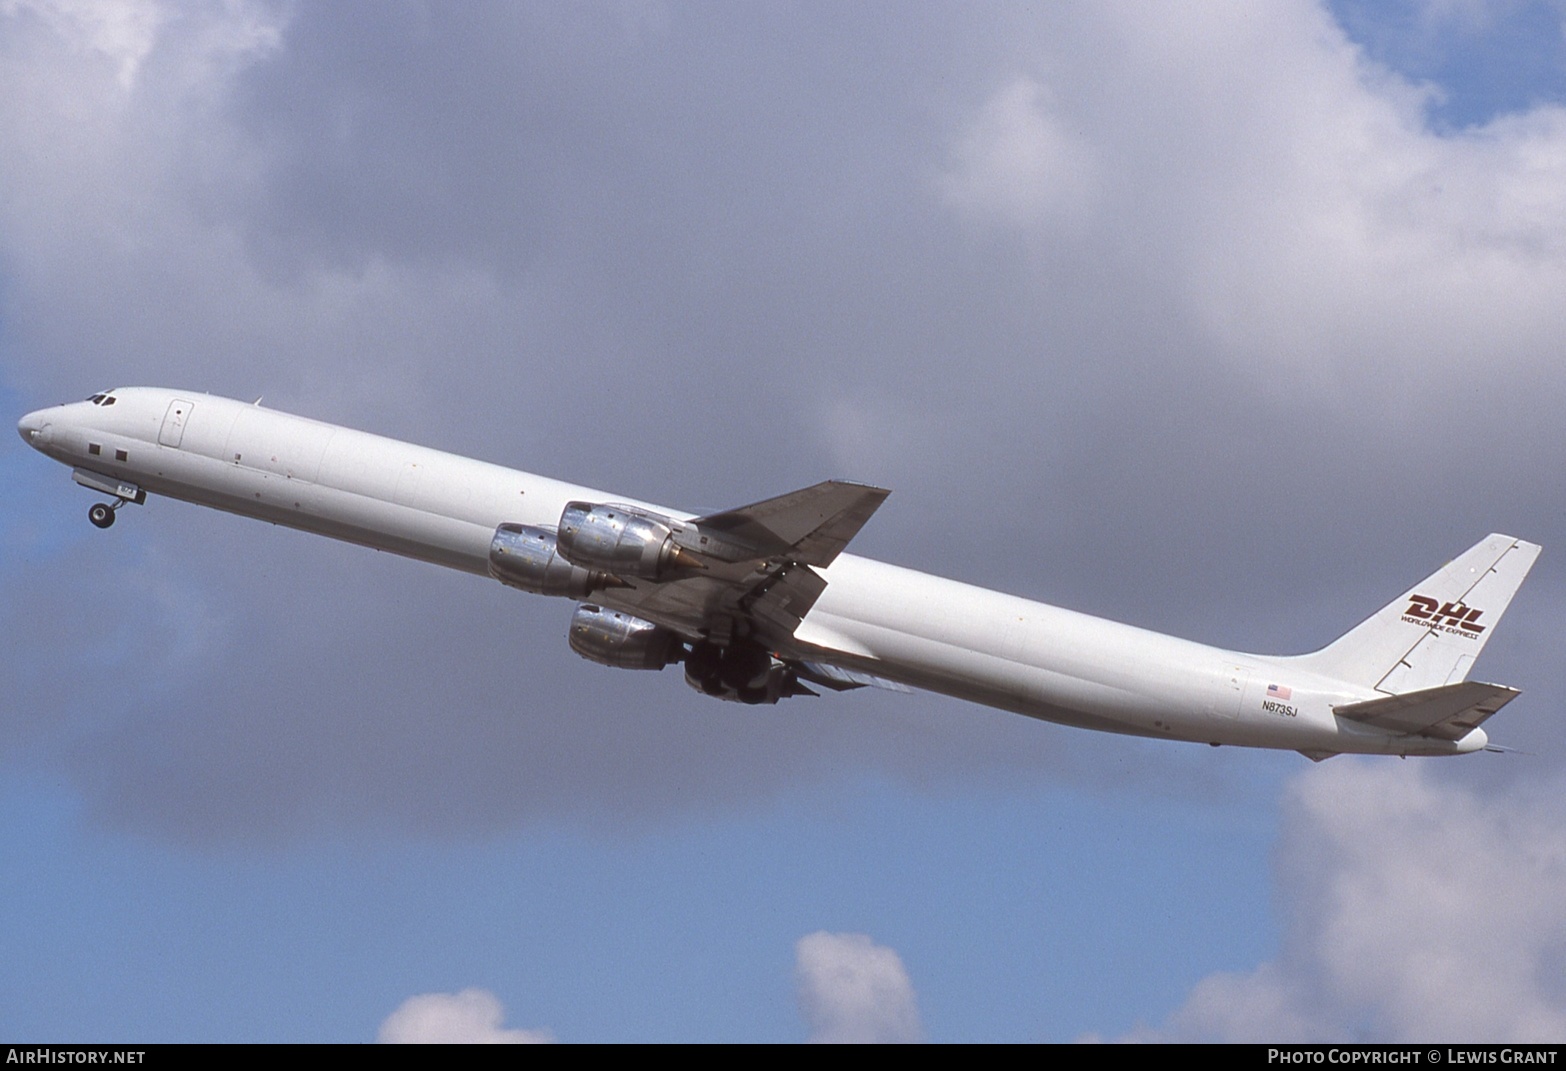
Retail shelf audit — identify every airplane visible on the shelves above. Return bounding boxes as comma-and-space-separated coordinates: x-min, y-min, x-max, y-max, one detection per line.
17, 386, 1541, 760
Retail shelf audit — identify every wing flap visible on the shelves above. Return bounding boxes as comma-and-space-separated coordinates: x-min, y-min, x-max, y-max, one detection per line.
741, 562, 829, 639
796, 661, 914, 693
1334, 680, 1519, 741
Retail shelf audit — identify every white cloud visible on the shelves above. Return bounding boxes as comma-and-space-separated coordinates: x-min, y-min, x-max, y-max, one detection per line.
378, 988, 555, 1044
796, 931, 924, 1044
939, 0, 1566, 383
1126, 761, 1566, 1042
941, 76, 1098, 230
376, 935, 924, 1044
3, 0, 166, 88
0, 0, 295, 398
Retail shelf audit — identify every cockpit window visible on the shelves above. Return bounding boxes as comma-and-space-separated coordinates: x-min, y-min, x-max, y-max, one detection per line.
85, 391, 118, 406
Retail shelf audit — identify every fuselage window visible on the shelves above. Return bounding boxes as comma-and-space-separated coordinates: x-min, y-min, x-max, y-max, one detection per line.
88, 443, 101, 456
115, 448, 128, 462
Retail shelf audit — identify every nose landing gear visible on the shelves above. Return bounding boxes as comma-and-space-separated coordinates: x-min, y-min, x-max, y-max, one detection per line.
71, 469, 146, 530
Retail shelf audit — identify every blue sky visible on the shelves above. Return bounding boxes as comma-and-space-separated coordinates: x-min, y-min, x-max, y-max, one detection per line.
1331, 0, 1566, 127
4, 0, 1566, 1043
1, 769, 1282, 1041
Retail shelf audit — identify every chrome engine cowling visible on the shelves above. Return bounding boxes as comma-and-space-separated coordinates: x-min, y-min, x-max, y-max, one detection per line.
683, 639, 811, 705
489, 523, 620, 599
567, 603, 682, 671
556, 502, 702, 581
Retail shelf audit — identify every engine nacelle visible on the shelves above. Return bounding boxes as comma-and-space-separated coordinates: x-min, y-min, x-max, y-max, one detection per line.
489, 523, 621, 599
556, 502, 703, 581
683, 639, 812, 705
567, 603, 682, 671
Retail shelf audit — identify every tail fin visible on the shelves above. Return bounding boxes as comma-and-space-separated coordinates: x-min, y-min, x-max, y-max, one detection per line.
1293, 534, 1540, 694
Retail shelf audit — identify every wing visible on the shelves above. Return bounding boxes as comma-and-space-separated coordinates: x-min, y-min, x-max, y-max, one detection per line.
598, 480, 890, 646
689, 480, 891, 567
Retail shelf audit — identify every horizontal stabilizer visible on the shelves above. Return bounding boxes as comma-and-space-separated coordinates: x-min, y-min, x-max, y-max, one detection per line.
694, 480, 890, 567
1334, 680, 1519, 741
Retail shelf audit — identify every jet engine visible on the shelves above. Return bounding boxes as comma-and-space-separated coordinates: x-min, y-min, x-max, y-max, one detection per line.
567, 603, 683, 671
555, 502, 703, 581
489, 523, 621, 599
683, 638, 814, 705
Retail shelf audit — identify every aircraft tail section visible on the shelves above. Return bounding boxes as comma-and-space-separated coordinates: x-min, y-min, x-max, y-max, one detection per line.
1293, 534, 1540, 694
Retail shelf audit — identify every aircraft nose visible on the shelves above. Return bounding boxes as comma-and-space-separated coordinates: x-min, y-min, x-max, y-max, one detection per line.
17, 409, 51, 448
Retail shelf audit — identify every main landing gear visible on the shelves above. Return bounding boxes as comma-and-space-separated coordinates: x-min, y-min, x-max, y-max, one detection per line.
88, 501, 120, 529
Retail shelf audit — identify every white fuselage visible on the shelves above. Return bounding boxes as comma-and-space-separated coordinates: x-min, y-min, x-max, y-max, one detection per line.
17, 388, 1479, 757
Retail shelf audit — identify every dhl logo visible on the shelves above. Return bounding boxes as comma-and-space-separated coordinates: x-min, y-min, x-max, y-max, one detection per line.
1403, 595, 1485, 635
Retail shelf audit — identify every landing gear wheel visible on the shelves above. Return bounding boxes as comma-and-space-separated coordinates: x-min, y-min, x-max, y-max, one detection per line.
88, 503, 116, 529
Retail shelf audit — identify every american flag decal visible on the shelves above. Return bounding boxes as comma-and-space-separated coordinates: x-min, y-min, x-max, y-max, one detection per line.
1266, 683, 1292, 700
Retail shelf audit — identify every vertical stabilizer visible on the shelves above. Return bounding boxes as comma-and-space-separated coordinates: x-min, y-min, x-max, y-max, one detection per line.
1293, 534, 1540, 694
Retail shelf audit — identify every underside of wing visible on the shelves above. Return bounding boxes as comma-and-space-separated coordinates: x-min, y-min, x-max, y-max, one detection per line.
1334, 680, 1519, 741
